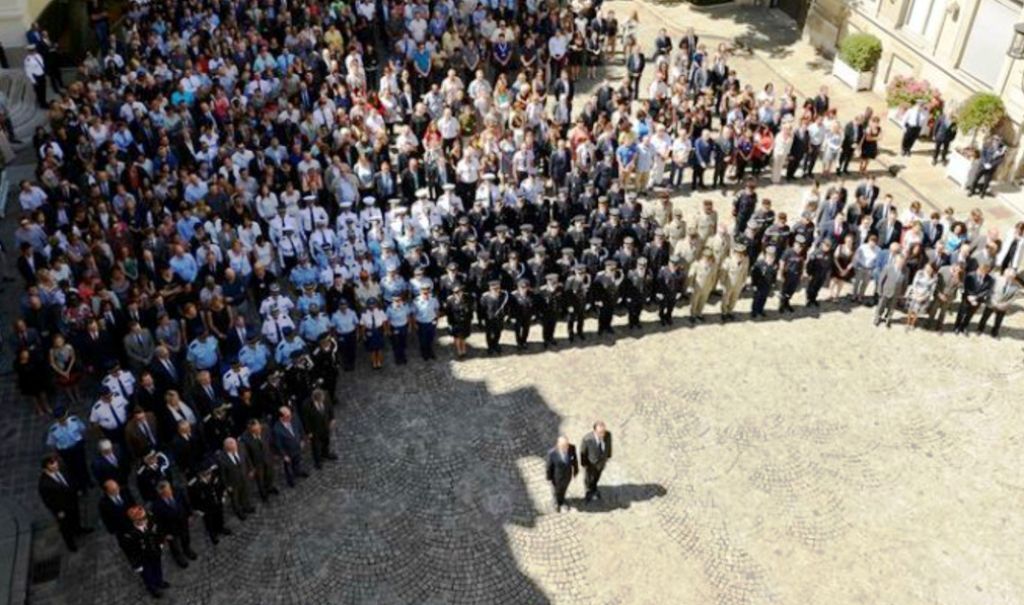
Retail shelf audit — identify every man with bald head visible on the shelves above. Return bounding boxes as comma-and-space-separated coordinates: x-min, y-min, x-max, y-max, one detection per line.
218, 437, 255, 519
580, 421, 613, 503
545, 436, 578, 513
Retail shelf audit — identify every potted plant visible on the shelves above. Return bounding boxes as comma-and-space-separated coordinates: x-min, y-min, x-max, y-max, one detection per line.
885, 76, 944, 132
832, 33, 881, 91
946, 92, 1006, 186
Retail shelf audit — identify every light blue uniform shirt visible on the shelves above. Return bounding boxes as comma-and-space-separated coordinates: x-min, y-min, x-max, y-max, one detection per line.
238, 343, 270, 374
413, 296, 440, 323
299, 314, 330, 342
330, 309, 358, 334
187, 336, 219, 370
296, 292, 326, 316
387, 302, 410, 328
46, 416, 87, 450
290, 264, 319, 290
275, 337, 306, 364
170, 253, 199, 283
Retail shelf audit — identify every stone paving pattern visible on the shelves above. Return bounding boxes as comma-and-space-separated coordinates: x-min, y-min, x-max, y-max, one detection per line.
8, 2, 1024, 604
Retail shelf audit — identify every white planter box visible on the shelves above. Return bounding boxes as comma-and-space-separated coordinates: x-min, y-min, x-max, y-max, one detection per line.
831, 57, 874, 91
887, 107, 905, 129
946, 149, 974, 187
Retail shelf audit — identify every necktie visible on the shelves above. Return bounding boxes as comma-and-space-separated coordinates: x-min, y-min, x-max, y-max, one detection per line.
141, 421, 154, 444
106, 454, 117, 466
112, 404, 124, 428
55, 472, 68, 487
231, 453, 238, 465
113, 495, 122, 506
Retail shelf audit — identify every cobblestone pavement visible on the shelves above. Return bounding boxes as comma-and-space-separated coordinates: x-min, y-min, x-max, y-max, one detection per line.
10, 3, 1024, 604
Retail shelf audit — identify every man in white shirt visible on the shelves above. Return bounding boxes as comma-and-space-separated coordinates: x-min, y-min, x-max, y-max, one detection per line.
24, 44, 47, 108
900, 100, 927, 157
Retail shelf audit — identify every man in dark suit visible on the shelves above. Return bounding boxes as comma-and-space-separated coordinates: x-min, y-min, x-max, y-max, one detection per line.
190, 370, 221, 417
545, 436, 578, 513
954, 263, 994, 334
16, 242, 48, 285
38, 454, 92, 551
300, 389, 337, 469
91, 439, 130, 487
124, 406, 160, 461
241, 419, 278, 501
151, 480, 197, 568
170, 421, 205, 479
579, 421, 613, 503
400, 158, 426, 203
272, 406, 309, 487
78, 319, 119, 373
132, 372, 162, 413
150, 346, 182, 394
217, 437, 255, 519
98, 479, 136, 535
839, 115, 864, 176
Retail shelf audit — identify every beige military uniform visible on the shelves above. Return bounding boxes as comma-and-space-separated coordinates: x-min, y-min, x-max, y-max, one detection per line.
705, 229, 732, 284
719, 252, 750, 314
673, 234, 703, 290
689, 255, 716, 318
696, 209, 718, 243
664, 217, 688, 250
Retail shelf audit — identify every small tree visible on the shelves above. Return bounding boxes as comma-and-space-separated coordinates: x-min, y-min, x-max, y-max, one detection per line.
838, 33, 882, 72
957, 92, 1006, 144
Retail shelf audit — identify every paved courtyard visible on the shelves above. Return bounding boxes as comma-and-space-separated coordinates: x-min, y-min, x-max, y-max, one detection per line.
24, 303, 1024, 605
9, 1, 1024, 604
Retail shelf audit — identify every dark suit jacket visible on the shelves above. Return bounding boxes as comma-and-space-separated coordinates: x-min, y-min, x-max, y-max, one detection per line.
17, 252, 48, 285
149, 358, 182, 394
545, 445, 579, 488
98, 491, 136, 534
216, 450, 249, 491
579, 431, 613, 470
38, 472, 78, 517
272, 417, 306, 458
240, 430, 274, 471
190, 384, 221, 417
124, 413, 160, 459
91, 450, 131, 486
151, 489, 192, 537
300, 398, 334, 438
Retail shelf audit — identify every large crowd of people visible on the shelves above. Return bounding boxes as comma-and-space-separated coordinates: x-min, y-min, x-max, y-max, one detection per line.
14, 0, 1024, 598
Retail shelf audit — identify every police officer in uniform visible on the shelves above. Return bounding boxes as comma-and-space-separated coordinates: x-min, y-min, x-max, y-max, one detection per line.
689, 249, 717, 323
804, 238, 833, 308
719, 242, 750, 321
564, 264, 591, 341
330, 299, 359, 371
479, 279, 509, 355
593, 259, 623, 335
779, 235, 807, 313
537, 273, 564, 349
187, 463, 231, 544
445, 282, 473, 359
120, 506, 169, 598
656, 256, 685, 325
510, 278, 536, 351
411, 285, 440, 360
625, 257, 652, 330
750, 247, 778, 318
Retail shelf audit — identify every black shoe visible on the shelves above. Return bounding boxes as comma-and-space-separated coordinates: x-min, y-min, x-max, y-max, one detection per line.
80, 527, 95, 534
66, 543, 78, 552
147, 588, 163, 599
244, 507, 256, 514
297, 471, 310, 478
159, 581, 170, 588
211, 537, 219, 545
185, 550, 198, 560
594, 489, 602, 500
268, 488, 280, 495
221, 528, 233, 536
237, 514, 247, 521
176, 560, 189, 569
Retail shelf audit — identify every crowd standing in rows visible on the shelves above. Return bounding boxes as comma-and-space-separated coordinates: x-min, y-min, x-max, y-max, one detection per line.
16, 0, 1024, 597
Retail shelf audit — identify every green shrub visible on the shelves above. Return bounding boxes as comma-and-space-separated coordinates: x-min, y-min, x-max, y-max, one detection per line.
838, 33, 882, 72
957, 92, 1006, 135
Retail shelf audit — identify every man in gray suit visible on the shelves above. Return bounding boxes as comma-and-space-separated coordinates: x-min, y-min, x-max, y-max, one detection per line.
123, 321, 156, 371
217, 437, 255, 520
874, 253, 907, 328
929, 263, 964, 332
545, 436, 578, 513
977, 267, 1020, 338
580, 421, 612, 503
240, 419, 278, 501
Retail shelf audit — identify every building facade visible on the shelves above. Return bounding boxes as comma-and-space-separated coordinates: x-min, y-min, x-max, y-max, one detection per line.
805, 0, 1024, 181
